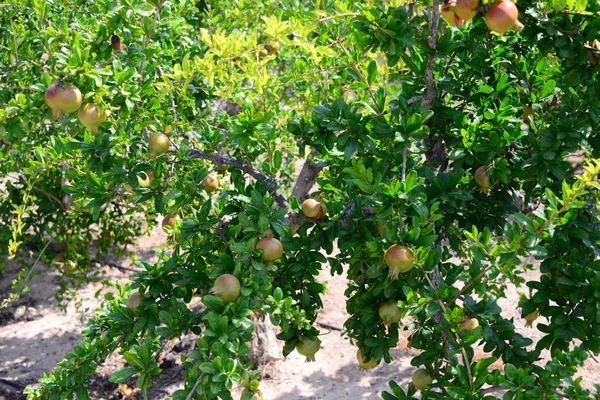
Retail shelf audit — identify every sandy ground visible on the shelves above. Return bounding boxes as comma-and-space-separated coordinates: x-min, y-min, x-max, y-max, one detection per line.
1, 227, 599, 399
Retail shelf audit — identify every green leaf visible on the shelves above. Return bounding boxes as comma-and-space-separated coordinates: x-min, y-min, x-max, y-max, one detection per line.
109, 367, 138, 383
133, 2, 155, 16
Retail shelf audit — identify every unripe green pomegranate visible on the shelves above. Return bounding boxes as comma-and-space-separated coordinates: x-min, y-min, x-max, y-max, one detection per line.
296, 336, 321, 362
474, 166, 490, 193
524, 310, 539, 328
356, 349, 378, 369
241, 389, 263, 400
256, 237, 283, 261
378, 302, 403, 325
77, 103, 106, 133
210, 274, 241, 304
412, 368, 433, 390
384, 245, 415, 279
148, 133, 170, 157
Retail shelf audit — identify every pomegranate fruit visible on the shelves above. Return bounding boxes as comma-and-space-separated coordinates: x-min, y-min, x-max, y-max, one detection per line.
264, 42, 279, 54
241, 389, 263, 400
210, 274, 241, 304
162, 215, 176, 231
45, 81, 82, 119
53, 254, 76, 277
474, 166, 490, 193
126, 292, 144, 313
378, 302, 403, 325
296, 336, 321, 362
524, 310, 539, 327
459, 317, 479, 332
201, 174, 219, 193
256, 237, 283, 261
137, 170, 154, 187
441, 3, 465, 27
356, 349, 378, 369
111, 34, 125, 51
259, 48, 269, 58
375, 221, 389, 236
302, 199, 321, 218
412, 368, 433, 390
455, 0, 479, 21
485, 0, 520, 34
384, 244, 415, 279
148, 133, 170, 157
77, 103, 106, 133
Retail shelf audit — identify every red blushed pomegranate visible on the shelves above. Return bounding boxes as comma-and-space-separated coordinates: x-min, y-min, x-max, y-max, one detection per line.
256, 237, 283, 261
485, 0, 521, 34
455, 0, 478, 21
378, 302, 403, 325
210, 274, 241, 304
296, 336, 321, 362
77, 103, 106, 133
161, 215, 176, 231
384, 245, 415, 279
441, 4, 464, 27
45, 81, 82, 119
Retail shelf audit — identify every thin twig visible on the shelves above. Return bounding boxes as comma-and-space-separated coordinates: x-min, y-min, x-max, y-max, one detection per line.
316, 321, 343, 331
185, 373, 205, 400
91, 259, 141, 274
189, 150, 289, 208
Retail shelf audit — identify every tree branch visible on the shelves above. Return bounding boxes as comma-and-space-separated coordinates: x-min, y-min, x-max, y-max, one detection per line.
189, 150, 289, 209
291, 149, 322, 202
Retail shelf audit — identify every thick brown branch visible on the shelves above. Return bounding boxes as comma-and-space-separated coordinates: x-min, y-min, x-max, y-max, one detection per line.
189, 150, 289, 209
291, 149, 322, 202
